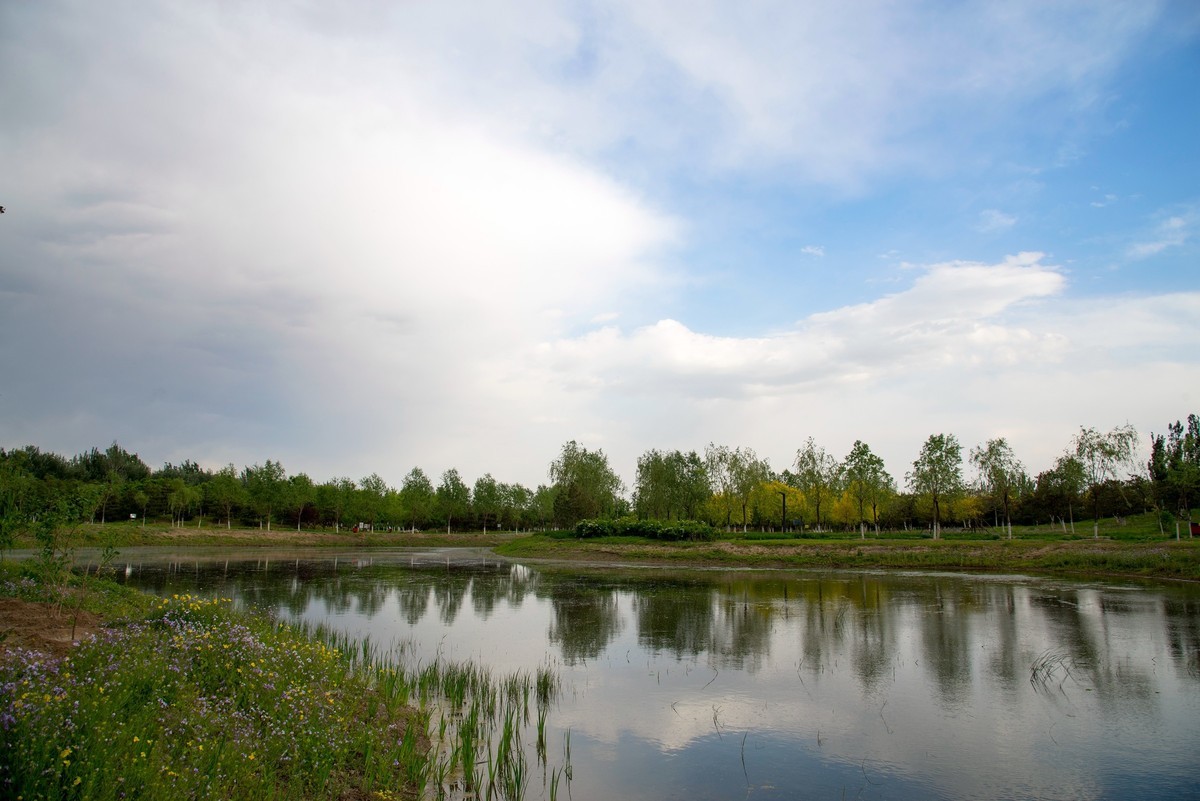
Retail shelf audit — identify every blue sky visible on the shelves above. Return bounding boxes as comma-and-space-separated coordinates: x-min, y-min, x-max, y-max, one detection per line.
2, 1, 1198, 490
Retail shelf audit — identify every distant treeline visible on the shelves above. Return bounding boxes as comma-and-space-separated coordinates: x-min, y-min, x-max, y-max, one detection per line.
1, 415, 1196, 542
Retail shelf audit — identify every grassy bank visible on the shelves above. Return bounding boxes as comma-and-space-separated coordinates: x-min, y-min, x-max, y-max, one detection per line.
494, 515, 1200, 581
6, 520, 521, 551
0, 562, 562, 801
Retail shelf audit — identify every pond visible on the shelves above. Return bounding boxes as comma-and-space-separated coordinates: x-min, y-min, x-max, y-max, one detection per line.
108, 547, 1200, 800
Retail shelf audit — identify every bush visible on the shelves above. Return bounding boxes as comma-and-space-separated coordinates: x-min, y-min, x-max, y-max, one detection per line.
573, 518, 717, 542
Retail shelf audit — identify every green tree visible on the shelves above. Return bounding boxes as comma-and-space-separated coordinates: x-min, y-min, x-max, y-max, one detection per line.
704, 443, 738, 530
0, 457, 35, 555
730, 447, 771, 532
1072, 424, 1139, 538
634, 449, 709, 522
166, 479, 201, 527
358, 473, 389, 530
207, 465, 245, 529
793, 438, 841, 532
549, 441, 623, 527
399, 468, 434, 531
244, 460, 286, 530
499, 482, 532, 530
131, 488, 150, 528
531, 484, 556, 531
906, 434, 963, 539
970, 438, 1026, 539
473, 473, 501, 532
842, 440, 892, 537
436, 469, 471, 534
1163, 415, 1199, 531
1045, 454, 1085, 534
287, 473, 315, 531
325, 477, 356, 532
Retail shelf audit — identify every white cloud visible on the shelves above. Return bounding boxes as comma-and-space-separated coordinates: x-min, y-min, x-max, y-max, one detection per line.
977, 209, 1017, 232
536, 254, 1199, 480
1127, 213, 1192, 259
0, 2, 678, 485
1, 1, 1193, 490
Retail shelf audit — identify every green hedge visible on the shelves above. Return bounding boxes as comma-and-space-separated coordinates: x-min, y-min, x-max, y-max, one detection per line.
574, 517, 717, 541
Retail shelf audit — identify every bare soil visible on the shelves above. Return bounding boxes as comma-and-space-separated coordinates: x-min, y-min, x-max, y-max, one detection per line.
0, 598, 102, 659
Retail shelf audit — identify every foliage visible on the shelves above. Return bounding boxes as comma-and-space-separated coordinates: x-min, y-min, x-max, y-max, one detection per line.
243, 460, 286, 531
1073, 424, 1139, 538
703, 444, 768, 531
436, 468, 471, 532
792, 437, 841, 532
549, 441, 623, 527
841, 440, 893, 537
906, 433, 964, 539
633, 449, 708, 522
574, 517, 717, 541
969, 438, 1026, 539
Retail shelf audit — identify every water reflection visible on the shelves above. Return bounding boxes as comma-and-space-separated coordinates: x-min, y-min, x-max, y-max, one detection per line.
110, 548, 1200, 801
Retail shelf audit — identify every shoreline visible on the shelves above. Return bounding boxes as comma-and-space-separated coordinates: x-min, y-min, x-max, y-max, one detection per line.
10, 524, 1197, 581
492, 536, 1200, 581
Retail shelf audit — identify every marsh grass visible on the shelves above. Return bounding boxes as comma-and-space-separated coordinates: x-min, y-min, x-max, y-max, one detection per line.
1, 565, 567, 801
1030, 649, 1077, 695
411, 657, 561, 800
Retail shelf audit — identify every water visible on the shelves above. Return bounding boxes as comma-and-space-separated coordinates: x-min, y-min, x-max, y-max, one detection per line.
109, 547, 1200, 800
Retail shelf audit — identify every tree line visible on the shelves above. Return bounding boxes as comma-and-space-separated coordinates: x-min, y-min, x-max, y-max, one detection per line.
1, 414, 1196, 543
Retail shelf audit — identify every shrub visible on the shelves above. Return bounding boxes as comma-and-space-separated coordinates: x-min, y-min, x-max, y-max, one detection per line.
573, 518, 717, 542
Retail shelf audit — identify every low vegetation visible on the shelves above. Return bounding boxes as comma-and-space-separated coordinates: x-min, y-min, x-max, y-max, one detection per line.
0, 562, 564, 801
497, 511, 1200, 581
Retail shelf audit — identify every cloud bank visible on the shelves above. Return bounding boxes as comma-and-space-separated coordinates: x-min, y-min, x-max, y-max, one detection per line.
1, 1, 1196, 489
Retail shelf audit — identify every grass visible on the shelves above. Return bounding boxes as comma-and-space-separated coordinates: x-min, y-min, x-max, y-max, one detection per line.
3, 519, 521, 552
494, 511, 1200, 580
0, 562, 566, 801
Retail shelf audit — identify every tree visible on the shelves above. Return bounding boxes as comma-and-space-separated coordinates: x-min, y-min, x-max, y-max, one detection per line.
206, 465, 245, 529
287, 473, 315, 531
970, 438, 1026, 540
316, 477, 356, 532
1072, 424, 1138, 538
793, 438, 841, 532
244, 460, 286, 530
634, 449, 675, 521
399, 468, 434, 531
531, 484, 556, 531
549, 441, 623, 527
730, 447, 770, 532
906, 434, 963, 539
436, 469, 471, 534
1043, 454, 1085, 534
166, 479, 200, 527
1163, 415, 1199, 531
752, 479, 804, 531
842, 440, 892, 538
499, 482, 531, 531
704, 444, 738, 530
473, 473, 501, 532
358, 473, 390, 530
634, 449, 710, 522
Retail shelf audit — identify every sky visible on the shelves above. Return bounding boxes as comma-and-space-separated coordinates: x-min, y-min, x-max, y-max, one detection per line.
2, 0, 1199, 492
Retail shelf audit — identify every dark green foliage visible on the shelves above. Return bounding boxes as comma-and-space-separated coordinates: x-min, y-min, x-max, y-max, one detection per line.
574, 517, 716, 541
